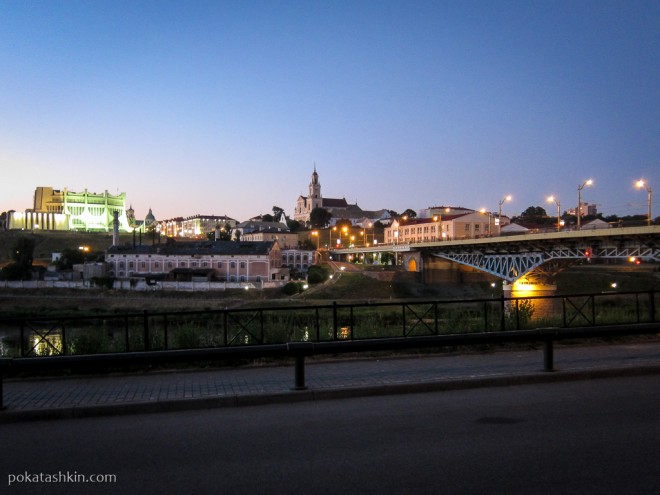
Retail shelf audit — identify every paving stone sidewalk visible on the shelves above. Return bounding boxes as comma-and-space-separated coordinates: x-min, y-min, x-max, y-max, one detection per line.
2, 342, 659, 422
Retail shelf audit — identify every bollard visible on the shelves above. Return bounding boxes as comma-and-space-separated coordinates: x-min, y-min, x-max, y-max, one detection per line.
293, 355, 307, 390
288, 342, 313, 391
543, 339, 554, 372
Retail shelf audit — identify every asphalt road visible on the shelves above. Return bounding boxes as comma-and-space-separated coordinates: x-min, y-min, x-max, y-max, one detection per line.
2, 375, 659, 495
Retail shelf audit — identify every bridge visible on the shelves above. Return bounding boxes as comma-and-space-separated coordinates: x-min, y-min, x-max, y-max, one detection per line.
330, 226, 660, 288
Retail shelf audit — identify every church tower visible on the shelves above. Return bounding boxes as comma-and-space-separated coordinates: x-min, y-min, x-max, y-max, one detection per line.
309, 165, 322, 210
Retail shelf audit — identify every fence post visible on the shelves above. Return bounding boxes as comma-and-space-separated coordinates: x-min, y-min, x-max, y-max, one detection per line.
223, 310, 228, 346
125, 315, 130, 352
163, 314, 169, 350
20, 322, 25, 357
500, 295, 506, 331
0, 363, 4, 410
332, 302, 338, 340
650, 289, 656, 323
143, 310, 150, 351
61, 322, 67, 356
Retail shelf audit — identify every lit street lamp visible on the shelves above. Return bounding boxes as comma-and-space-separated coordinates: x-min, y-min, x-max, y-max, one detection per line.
498, 195, 512, 236
311, 230, 320, 250
547, 196, 561, 232
577, 179, 593, 230
479, 209, 491, 236
635, 179, 653, 226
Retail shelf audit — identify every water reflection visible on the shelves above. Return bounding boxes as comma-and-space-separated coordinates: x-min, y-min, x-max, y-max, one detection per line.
506, 289, 562, 326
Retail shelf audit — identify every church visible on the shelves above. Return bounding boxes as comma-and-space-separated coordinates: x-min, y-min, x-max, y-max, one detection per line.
293, 166, 390, 227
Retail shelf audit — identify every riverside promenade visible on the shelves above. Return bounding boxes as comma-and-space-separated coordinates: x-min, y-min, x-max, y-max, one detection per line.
2, 341, 659, 423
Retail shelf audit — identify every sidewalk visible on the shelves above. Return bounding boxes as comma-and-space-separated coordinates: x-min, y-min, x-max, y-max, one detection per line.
2, 341, 659, 423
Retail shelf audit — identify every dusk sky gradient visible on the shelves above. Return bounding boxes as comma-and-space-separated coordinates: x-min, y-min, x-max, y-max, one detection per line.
1, 0, 658, 222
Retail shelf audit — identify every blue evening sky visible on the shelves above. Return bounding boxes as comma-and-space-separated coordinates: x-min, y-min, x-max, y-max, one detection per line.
1, 0, 658, 222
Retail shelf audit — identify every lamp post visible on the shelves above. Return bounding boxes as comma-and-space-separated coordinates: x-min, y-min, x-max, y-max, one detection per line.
498, 195, 512, 236
479, 209, 491, 237
636, 180, 653, 226
311, 230, 319, 250
577, 179, 593, 230
547, 196, 561, 232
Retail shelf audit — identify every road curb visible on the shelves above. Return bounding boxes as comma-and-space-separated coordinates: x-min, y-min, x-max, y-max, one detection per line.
2, 364, 659, 424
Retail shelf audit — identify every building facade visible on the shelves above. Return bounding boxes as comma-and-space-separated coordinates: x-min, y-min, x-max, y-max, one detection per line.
385, 212, 498, 244
7, 187, 132, 232
106, 241, 286, 283
160, 215, 238, 238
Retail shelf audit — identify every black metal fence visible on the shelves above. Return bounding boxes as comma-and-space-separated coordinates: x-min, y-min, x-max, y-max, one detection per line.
0, 290, 657, 358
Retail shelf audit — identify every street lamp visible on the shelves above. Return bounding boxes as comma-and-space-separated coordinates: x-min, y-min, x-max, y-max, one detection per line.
577, 179, 593, 230
479, 209, 491, 236
498, 195, 512, 236
311, 230, 320, 250
635, 180, 653, 226
330, 226, 338, 248
547, 196, 561, 232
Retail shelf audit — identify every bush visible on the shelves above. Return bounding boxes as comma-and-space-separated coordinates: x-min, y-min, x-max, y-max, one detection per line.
282, 282, 301, 295
307, 265, 330, 284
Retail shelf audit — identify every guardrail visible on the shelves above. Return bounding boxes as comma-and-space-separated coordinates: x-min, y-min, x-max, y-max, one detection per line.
1, 321, 659, 410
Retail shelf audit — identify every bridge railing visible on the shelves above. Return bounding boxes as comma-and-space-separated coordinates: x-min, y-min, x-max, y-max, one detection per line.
0, 290, 656, 358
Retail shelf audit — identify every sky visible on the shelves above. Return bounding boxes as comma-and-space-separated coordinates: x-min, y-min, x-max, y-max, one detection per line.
1, 0, 658, 223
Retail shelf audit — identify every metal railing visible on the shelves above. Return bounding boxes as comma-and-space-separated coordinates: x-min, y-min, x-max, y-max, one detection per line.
1, 320, 659, 409
0, 290, 656, 359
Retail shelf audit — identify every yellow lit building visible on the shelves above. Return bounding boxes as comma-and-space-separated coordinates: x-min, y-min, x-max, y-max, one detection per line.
7, 187, 132, 232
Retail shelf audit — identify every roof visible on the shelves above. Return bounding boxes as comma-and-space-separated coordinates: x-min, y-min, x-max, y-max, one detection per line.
107, 241, 278, 256
322, 198, 349, 208
235, 221, 290, 233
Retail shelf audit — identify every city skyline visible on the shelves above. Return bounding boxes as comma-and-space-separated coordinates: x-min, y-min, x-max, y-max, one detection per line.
1, 1, 658, 222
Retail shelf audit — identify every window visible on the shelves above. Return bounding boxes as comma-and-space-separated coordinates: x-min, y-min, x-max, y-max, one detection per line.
217, 261, 222, 268
230, 261, 236, 269
240, 262, 246, 269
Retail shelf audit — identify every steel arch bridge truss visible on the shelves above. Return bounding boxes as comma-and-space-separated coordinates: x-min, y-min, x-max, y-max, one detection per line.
430, 245, 659, 283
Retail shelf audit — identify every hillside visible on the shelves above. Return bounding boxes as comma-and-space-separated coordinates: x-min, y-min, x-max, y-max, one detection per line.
0, 230, 137, 263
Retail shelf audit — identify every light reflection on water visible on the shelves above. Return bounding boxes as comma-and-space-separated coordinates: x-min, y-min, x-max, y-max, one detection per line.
507, 290, 562, 325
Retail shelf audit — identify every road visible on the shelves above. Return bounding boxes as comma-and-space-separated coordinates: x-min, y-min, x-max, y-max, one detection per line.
2, 375, 659, 494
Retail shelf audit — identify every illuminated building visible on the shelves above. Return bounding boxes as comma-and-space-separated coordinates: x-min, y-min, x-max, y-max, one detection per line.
7, 187, 132, 232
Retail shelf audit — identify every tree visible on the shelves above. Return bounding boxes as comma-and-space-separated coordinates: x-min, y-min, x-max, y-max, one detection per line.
261, 214, 275, 222
310, 207, 332, 228
272, 206, 285, 223
334, 219, 353, 231
520, 206, 548, 218
286, 219, 301, 232
0, 236, 35, 280
401, 208, 417, 219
